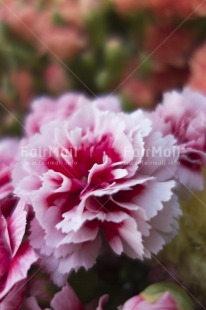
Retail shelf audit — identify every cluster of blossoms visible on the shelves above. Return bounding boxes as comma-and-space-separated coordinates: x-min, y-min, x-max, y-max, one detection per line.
0, 87, 205, 308
2, 0, 206, 136
111, 0, 206, 17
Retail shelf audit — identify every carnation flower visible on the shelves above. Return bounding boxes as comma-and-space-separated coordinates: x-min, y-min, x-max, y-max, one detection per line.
24, 284, 108, 310
14, 102, 180, 285
150, 88, 206, 190
25, 93, 121, 136
0, 198, 37, 306
0, 138, 19, 200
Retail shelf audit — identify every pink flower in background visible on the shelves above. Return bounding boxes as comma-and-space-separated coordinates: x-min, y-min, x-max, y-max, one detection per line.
38, 27, 86, 60
144, 26, 194, 68
58, 0, 102, 23
24, 285, 84, 310
0, 198, 37, 307
120, 292, 178, 310
25, 94, 121, 136
150, 88, 206, 190
27, 276, 53, 307
149, 66, 189, 98
14, 102, 180, 285
44, 64, 68, 94
24, 271, 108, 309
32, 7, 86, 60
0, 2, 87, 60
24, 284, 108, 310
189, 43, 206, 94
147, 0, 206, 18
121, 78, 154, 109
0, 3, 38, 41
147, 0, 193, 18
111, 0, 196, 17
11, 70, 33, 108
0, 279, 28, 310
25, 94, 88, 136
190, 0, 206, 15
119, 282, 194, 310
111, 0, 145, 13
0, 139, 19, 200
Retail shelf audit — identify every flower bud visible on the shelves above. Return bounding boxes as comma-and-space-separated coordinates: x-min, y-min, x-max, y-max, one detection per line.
120, 282, 194, 310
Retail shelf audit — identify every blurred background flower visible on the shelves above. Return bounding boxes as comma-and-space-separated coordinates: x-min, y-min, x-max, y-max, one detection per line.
1, 0, 206, 134
119, 281, 194, 310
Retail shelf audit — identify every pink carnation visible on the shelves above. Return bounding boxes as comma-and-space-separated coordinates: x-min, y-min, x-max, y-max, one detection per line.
120, 292, 178, 310
0, 198, 37, 307
0, 138, 19, 200
14, 102, 180, 285
25, 93, 121, 136
150, 88, 206, 190
24, 285, 108, 310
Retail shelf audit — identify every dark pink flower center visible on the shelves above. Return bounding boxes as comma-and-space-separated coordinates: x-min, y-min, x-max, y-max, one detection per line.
43, 133, 128, 213
0, 244, 11, 292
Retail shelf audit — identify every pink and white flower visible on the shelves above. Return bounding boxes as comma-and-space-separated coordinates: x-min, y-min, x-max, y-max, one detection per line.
150, 88, 206, 190
14, 102, 180, 285
25, 94, 121, 136
0, 138, 19, 200
0, 198, 37, 307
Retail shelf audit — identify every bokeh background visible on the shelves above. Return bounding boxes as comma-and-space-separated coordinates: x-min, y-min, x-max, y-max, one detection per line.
1, 0, 206, 134
1, 1, 206, 309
